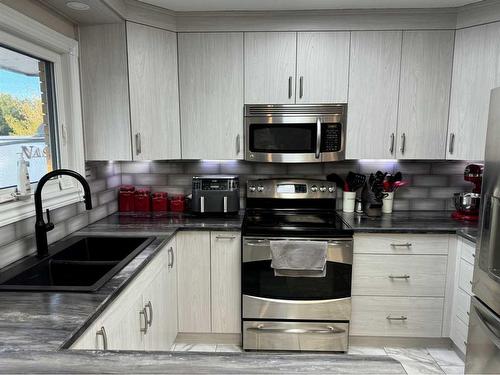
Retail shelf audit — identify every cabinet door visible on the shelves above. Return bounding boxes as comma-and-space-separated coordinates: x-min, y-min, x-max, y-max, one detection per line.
143, 264, 169, 350
244, 32, 296, 104
296, 32, 350, 103
176, 231, 211, 333
127, 22, 181, 160
178, 33, 244, 159
210, 231, 241, 333
347, 31, 402, 159
80, 24, 132, 160
166, 238, 178, 348
447, 23, 500, 160
397, 30, 454, 160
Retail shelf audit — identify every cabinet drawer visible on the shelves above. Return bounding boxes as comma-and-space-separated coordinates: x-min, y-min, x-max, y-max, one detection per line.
459, 239, 476, 265
458, 258, 474, 295
455, 288, 471, 326
351, 296, 443, 337
450, 314, 468, 355
354, 234, 449, 255
352, 254, 447, 297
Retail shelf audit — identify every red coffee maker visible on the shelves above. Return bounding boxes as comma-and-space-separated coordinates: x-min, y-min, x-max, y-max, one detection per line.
452, 164, 483, 221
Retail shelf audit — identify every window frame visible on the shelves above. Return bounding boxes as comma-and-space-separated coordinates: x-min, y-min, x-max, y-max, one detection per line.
0, 4, 85, 227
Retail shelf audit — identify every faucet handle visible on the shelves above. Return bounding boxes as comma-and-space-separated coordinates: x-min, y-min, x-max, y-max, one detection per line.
45, 209, 54, 231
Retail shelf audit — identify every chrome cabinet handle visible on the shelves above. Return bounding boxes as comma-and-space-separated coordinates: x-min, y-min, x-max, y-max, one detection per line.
386, 315, 408, 321
288, 76, 293, 99
400, 133, 406, 154
135, 133, 142, 155
388, 274, 410, 279
299, 76, 304, 99
449, 133, 455, 154
389, 133, 395, 154
236, 134, 241, 155
168, 247, 174, 268
145, 301, 153, 327
315, 118, 321, 159
96, 326, 108, 350
216, 235, 236, 240
140, 308, 148, 334
390, 243, 412, 248
247, 324, 345, 335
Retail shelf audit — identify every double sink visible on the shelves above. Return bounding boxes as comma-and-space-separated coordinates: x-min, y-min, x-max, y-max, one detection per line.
0, 236, 155, 292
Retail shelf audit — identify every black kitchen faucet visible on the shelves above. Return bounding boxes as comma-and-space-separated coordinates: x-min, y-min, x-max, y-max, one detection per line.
34, 169, 92, 258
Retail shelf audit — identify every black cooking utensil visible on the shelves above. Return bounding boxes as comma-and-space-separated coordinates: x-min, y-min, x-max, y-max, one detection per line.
326, 173, 345, 189
346, 172, 367, 192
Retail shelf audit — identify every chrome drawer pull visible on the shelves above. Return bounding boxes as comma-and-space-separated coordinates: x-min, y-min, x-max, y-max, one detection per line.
96, 326, 108, 350
168, 247, 174, 268
140, 308, 148, 334
388, 274, 410, 279
216, 235, 236, 240
390, 243, 412, 248
386, 315, 408, 321
146, 301, 153, 327
247, 324, 345, 335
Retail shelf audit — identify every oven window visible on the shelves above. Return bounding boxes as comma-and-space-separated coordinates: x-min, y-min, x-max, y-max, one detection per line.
242, 260, 351, 300
249, 123, 316, 153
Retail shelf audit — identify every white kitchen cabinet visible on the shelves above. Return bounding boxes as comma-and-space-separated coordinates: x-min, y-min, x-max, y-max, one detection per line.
347, 31, 402, 159
210, 231, 241, 333
127, 22, 181, 160
244, 32, 297, 104
165, 239, 178, 348
178, 33, 244, 160
296, 32, 350, 103
80, 24, 132, 160
176, 231, 212, 333
397, 30, 454, 159
447, 22, 500, 160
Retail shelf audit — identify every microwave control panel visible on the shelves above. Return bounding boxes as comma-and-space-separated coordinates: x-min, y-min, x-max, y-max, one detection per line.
321, 123, 342, 152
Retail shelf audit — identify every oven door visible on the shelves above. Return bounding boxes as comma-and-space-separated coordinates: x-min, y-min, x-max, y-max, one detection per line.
245, 115, 344, 163
242, 237, 352, 321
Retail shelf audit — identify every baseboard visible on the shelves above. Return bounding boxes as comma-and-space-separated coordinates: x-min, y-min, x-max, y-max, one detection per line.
176, 333, 241, 345
451, 340, 466, 361
349, 336, 453, 348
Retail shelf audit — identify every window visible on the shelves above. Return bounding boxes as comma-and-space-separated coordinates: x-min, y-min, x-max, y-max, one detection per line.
0, 44, 59, 190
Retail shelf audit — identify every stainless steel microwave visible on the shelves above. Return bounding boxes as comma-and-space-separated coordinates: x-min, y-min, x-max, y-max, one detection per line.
244, 104, 347, 163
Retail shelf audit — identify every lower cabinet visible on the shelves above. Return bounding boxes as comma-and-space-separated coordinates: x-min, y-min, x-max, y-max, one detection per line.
449, 237, 475, 354
350, 233, 450, 337
71, 238, 178, 351
177, 230, 241, 334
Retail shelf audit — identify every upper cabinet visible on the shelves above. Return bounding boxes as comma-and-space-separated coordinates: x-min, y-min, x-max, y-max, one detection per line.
296, 32, 350, 103
447, 23, 500, 161
397, 30, 454, 160
244, 32, 297, 104
178, 33, 244, 159
244, 32, 350, 104
347, 31, 402, 159
127, 23, 181, 160
80, 24, 132, 161
80, 22, 181, 161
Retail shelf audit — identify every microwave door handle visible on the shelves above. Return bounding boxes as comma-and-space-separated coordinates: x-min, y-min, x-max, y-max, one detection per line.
315, 118, 321, 159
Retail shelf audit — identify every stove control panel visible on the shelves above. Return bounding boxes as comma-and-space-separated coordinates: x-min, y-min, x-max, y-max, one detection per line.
247, 179, 336, 199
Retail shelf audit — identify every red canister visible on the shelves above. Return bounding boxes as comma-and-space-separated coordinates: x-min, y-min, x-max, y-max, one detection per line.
134, 189, 151, 212
152, 192, 168, 212
119, 185, 135, 212
170, 195, 185, 212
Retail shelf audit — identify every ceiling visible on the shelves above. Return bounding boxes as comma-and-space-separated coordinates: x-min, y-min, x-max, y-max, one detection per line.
138, 0, 484, 12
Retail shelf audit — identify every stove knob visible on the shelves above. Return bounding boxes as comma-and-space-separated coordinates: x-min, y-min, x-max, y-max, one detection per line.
257, 185, 264, 192
310, 185, 318, 192
328, 186, 335, 193
249, 185, 256, 192
320, 186, 327, 192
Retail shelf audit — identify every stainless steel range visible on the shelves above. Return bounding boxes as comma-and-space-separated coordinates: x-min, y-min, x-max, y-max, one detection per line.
241, 179, 353, 352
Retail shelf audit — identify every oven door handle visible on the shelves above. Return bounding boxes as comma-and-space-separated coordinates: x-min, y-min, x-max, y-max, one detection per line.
315, 118, 321, 159
247, 324, 345, 335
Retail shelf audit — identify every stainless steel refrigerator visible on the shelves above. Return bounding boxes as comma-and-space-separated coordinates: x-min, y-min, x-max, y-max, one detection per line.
465, 87, 500, 374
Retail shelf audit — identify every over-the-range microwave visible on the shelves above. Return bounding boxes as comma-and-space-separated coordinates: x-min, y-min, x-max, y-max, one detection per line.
244, 104, 347, 163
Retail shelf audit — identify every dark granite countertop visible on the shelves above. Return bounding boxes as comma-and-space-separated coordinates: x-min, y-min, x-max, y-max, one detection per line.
338, 210, 478, 241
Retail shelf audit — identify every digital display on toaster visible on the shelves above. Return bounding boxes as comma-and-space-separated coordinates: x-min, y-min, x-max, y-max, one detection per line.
202, 180, 228, 190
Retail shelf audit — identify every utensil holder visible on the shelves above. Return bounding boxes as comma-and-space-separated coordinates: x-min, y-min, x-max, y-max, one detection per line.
343, 191, 356, 213
382, 192, 394, 214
